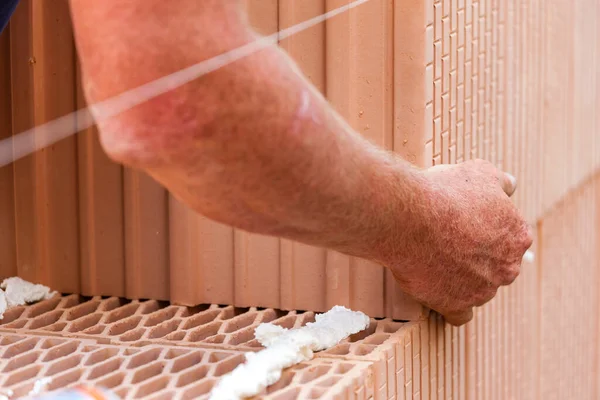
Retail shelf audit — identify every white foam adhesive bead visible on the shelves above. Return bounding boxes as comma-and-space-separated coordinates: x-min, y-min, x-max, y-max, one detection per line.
0, 290, 7, 321
0, 277, 56, 320
0, 389, 13, 400
29, 377, 52, 397
209, 305, 370, 400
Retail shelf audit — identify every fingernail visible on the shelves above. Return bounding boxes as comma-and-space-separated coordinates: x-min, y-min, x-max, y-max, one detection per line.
523, 250, 535, 263
506, 173, 517, 188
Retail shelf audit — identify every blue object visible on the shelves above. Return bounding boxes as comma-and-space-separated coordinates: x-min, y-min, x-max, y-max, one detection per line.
29, 386, 120, 400
0, 0, 19, 33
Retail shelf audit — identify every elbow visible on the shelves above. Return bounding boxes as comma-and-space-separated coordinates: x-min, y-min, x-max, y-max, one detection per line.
72, 2, 257, 168
92, 76, 221, 170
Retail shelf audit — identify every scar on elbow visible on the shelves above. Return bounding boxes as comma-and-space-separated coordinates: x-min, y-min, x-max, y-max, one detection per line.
96, 118, 167, 167
96, 89, 214, 165
289, 90, 321, 135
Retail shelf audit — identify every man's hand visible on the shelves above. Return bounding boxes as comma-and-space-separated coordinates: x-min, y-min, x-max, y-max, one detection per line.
382, 160, 533, 326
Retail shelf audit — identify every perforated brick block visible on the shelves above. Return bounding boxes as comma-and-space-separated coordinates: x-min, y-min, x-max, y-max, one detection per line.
0, 295, 332, 350
0, 333, 375, 400
0, 296, 404, 399
0, 295, 447, 399
0, 295, 466, 399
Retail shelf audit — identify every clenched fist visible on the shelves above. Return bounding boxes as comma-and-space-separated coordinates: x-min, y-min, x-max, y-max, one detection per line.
384, 159, 533, 326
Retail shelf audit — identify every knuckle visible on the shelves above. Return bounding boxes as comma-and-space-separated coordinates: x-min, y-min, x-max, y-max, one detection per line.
509, 218, 533, 250
522, 226, 534, 248
446, 301, 470, 316
471, 296, 486, 308
473, 287, 498, 307
500, 263, 521, 285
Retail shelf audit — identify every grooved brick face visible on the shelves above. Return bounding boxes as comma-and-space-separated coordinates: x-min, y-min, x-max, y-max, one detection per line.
427, 0, 504, 168
427, 0, 532, 222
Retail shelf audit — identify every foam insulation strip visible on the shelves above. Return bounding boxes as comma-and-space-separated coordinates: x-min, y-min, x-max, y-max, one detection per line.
209, 306, 370, 400
0, 277, 55, 320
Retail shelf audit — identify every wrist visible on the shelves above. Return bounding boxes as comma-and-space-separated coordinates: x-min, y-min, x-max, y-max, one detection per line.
371, 160, 435, 269
337, 153, 433, 267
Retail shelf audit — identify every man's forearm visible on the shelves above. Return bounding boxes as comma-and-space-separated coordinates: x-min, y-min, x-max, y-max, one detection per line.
70, 0, 431, 263
70, 0, 535, 325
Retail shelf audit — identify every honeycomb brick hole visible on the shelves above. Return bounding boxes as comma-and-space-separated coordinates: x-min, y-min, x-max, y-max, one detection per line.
0, 296, 401, 399
1, 296, 386, 353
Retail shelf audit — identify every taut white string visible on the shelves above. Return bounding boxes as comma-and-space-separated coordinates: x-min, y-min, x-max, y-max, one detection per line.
0, 0, 371, 168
